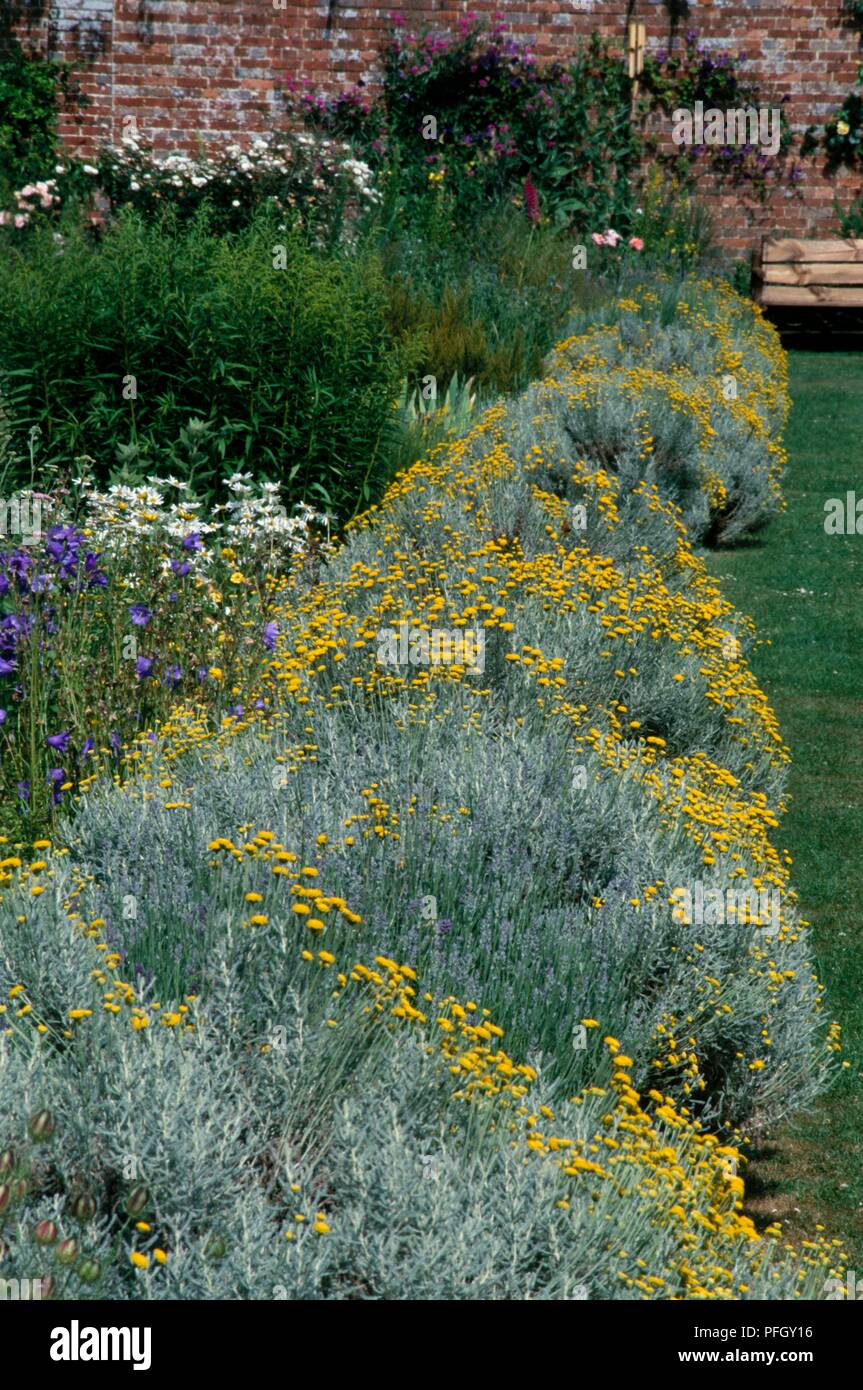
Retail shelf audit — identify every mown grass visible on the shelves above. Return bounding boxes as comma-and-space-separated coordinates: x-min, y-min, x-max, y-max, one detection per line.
712, 348, 863, 1268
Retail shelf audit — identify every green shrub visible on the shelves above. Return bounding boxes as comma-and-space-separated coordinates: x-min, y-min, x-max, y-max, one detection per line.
0, 40, 67, 196
380, 201, 586, 400
290, 16, 639, 232
0, 209, 417, 515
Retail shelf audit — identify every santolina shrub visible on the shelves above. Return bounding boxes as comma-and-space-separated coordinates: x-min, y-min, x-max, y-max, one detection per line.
0, 276, 841, 1299
0, 851, 847, 1299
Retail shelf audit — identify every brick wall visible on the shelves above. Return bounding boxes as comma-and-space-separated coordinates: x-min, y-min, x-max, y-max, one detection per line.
10, 1, 863, 255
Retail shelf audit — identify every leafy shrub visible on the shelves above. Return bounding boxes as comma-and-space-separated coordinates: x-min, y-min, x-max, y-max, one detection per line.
289, 16, 639, 231
629, 164, 715, 274
379, 200, 587, 400
93, 131, 379, 238
0, 209, 416, 511
0, 40, 69, 196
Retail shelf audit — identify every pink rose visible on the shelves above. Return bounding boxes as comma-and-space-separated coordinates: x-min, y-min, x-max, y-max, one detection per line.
591, 232, 605, 246
604, 228, 622, 247
629, 236, 644, 251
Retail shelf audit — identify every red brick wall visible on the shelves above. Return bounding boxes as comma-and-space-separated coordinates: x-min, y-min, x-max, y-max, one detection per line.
11, 1, 863, 255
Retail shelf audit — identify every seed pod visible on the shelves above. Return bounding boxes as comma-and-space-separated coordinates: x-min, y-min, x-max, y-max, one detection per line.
71, 1192, 97, 1223
35, 1274, 55, 1300
124, 1186, 149, 1218
0, 1149, 14, 1177
77, 1258, 102, 1284
0, 1184, 10, 1214
56, 1237, 78, 1265
34, 1219, 58, 1245
27, 1110, 55, 1142
11, 1178, 27, 1203
0, 1237, 8, 1263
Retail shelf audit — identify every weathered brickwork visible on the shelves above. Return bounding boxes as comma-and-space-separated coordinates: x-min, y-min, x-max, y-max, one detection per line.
9, 1, 863, 254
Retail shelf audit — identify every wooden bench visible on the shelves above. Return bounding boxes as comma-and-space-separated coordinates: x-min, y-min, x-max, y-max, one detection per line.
754, 237, 863, 309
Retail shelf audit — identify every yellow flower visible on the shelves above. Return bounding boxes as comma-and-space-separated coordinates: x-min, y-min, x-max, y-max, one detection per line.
130, 1251, 149, 1270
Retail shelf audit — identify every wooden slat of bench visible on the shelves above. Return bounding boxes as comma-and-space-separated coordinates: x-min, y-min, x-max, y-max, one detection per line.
762, 238, 863, 263
764, 262, 863, 286
760, 284, 863, 306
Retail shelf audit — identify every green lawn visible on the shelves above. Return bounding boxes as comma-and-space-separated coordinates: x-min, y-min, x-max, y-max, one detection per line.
711, 350, 863, 1268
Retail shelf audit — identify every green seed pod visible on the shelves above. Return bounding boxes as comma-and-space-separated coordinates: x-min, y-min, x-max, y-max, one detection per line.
56, 1237, 78, 1265
71, 1192, 97, 1223
11, 1178, 27, 1203
34, 1219, 58, 1245
124, 1186, 149, 1218
77, 1258, 102, 1285
27, 1110, 55, 1142
0, 1184, 10, 1214
0, 1149, 14, 1178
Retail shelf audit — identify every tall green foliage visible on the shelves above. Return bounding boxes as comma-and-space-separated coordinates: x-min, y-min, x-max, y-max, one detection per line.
0, 209, 417, 514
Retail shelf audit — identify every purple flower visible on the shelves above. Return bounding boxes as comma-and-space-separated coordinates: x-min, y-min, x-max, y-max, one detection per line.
0, 708, 6, 725
263, 621, 279, 652
47, 731, 71, 753
135, 656, 154, 680
80, 738, 95, 758
17, 779, 30, 803
0, 656, 16, 676
109, 730, 121, 753
129, 604, 153, 627
181, 532, 202, 552
163, 664, 182, 688
171, 560, 191, 578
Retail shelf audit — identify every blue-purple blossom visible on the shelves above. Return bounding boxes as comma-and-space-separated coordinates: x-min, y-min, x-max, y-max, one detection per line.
129, 604, 154, 627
